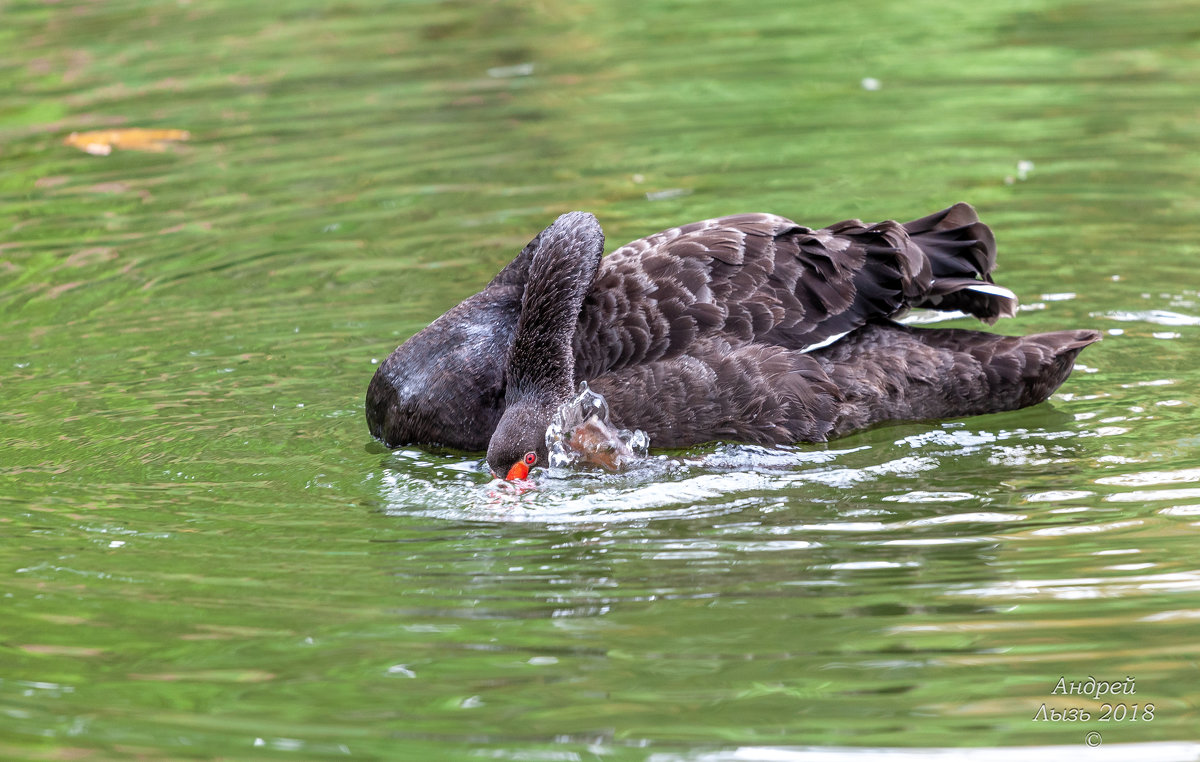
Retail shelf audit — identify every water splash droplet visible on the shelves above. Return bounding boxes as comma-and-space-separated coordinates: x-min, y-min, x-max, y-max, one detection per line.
546, 382, 650, 471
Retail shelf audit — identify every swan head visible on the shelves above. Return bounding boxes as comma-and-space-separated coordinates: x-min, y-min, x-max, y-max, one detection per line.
486, 399, 552, 480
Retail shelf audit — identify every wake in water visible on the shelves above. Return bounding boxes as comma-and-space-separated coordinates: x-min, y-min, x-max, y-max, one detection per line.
377, 440, 870, 523
373, 414, 1098, 523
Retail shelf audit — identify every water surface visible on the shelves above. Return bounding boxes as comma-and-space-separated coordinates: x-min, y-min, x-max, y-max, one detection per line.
3, 0, 1200, 759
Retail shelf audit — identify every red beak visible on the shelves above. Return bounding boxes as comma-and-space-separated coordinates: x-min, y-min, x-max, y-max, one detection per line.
505, 461, 530, 481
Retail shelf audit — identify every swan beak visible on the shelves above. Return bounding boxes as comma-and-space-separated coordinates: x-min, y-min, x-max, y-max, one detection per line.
505, 461, 530, 481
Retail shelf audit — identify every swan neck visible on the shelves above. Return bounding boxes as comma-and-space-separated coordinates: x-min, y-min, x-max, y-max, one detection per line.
504, 212, 603, 404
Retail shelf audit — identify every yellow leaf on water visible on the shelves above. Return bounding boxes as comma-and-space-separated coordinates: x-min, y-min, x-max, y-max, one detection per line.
128, 669, 275, 683
65, 128, 190, 155
19, 644, 105, 657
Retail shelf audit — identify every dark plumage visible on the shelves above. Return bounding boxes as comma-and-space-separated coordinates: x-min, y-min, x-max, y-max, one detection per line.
365, 204, 1099, 477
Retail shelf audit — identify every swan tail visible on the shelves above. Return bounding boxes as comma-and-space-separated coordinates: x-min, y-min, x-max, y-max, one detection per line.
903, 202, 1017, 324
817, 323, 1100, 437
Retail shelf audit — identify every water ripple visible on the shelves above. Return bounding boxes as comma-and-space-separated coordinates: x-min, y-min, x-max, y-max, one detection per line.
1100, 309, 1200, 326
375, 445, 947, 523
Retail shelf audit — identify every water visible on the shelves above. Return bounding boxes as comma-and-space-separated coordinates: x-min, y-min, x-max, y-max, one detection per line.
3, 0, 1200, 759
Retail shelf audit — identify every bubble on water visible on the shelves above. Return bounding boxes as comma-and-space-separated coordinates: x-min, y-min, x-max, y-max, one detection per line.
545, 382, 649, 471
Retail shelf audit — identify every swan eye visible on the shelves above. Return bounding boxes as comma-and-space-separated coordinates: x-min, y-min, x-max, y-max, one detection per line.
523, 451, 537, 465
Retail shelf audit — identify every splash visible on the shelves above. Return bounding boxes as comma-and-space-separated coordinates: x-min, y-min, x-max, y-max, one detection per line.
545, 382, 649, 472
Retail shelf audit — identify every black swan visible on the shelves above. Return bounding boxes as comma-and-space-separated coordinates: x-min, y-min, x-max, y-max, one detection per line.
366, 204, 1099, 480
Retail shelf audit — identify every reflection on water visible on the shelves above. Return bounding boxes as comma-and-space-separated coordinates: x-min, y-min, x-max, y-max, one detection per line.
4, 0, 1200, 758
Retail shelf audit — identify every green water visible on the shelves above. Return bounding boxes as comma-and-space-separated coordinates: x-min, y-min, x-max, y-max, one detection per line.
3, 0, 1200, 759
